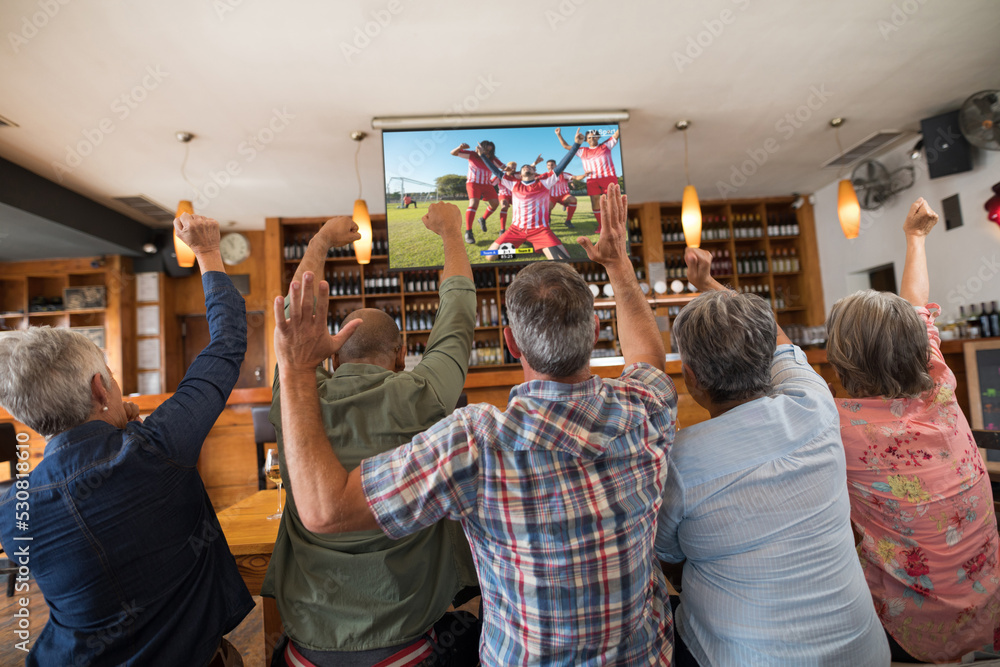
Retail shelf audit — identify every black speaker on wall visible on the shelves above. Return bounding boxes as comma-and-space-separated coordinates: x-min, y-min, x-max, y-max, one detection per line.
920, 110, 973, 180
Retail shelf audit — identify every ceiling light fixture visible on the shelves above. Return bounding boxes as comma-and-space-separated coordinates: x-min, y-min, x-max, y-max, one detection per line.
371, 110, 629, 130
830, 118, 861, 240
351, 131, 373, 265
174, 131, 197, 268
676, 120, 702, 248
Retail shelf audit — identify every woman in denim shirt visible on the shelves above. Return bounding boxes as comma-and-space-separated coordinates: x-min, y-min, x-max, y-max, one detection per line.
0, 214, 253, 667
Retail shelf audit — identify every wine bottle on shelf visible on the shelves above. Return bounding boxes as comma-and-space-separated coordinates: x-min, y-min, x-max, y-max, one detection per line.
967, 304, 982, 338
990, 302, 1000, 339
980, 302, 993, 338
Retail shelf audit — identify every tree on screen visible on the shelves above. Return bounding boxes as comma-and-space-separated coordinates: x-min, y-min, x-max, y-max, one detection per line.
435, 174, 466, 200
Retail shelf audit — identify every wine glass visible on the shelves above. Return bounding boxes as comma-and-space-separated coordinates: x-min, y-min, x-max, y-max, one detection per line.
264, 448, 283, 520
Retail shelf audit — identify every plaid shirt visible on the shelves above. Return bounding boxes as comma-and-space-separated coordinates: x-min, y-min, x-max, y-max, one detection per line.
362, 364, 677, 666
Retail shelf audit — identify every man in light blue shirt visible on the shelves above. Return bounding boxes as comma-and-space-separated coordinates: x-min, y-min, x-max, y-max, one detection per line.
655, 247, 889, 666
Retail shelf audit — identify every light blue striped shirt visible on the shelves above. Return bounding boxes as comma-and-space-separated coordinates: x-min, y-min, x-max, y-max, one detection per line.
655, 344, 889, 666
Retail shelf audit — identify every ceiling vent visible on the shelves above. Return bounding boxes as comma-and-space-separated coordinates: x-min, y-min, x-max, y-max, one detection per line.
0, 114, 19, 128
822, 130, 906, 168
112, 195, 175, 225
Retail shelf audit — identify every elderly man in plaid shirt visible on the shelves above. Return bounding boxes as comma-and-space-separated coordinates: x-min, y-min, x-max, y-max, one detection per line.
273, 184, 678, 666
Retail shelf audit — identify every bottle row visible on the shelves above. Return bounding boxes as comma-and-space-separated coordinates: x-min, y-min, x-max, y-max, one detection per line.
402, 271, 440, 293
404, 339, 517, 368
660, 216, 731, 243
324, 269, 402, 296
469, 339, 508, 366
313, 262, 652, 298
627, 217, 644, 244
659, 211, 800, 244
949, 302, 1000, 339
283, 233, 388, 261
477, 297, 502, 328
767, 211, 800, 237
738, 283, 772, 302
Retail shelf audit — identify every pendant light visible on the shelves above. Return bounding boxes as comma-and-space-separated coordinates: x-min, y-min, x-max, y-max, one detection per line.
676, 120, 702, 248
830, 118, 860, 239
174, 132, 197, 267
351, 131, 373, 265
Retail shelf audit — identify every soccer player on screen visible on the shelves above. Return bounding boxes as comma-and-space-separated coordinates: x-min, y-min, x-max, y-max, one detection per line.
497, 155, 544, 233
451, 141, 504, 244
480, 138, 580, 261
555, 127, 620, 233
544, 159, 587, 231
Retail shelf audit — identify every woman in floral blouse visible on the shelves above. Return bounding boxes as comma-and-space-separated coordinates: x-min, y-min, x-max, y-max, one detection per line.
826, 198, 1000, 663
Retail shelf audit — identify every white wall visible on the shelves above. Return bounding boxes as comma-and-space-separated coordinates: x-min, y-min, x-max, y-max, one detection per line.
814, 143, 1000, 320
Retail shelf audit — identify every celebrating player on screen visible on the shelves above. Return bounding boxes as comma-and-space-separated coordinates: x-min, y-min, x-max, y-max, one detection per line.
479, 138, 580, 261
544, 159, 588, 231
451, 141, 505, 244
555, 127, 619, 234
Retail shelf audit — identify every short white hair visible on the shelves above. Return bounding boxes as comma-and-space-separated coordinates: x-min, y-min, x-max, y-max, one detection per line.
0, 327, 110, 436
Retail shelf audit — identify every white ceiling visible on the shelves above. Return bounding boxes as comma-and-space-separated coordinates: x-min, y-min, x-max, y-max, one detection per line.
0, 0, 998, 237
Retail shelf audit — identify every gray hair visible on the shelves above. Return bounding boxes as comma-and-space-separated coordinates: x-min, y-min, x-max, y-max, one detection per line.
338, 308, 401, 367
826, 290, 933, 399
505, 262, 594, 377
673, 291, 776, 404
0, 327, 110, 436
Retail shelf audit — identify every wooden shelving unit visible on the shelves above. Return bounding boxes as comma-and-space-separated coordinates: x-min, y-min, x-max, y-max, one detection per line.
0, 256, 135, 392
264, 197, 823, 377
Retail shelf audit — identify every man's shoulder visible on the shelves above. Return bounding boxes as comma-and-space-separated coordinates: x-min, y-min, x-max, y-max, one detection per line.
612, 364, 676, 401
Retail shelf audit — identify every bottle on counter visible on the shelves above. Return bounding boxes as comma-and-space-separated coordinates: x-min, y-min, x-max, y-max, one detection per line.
980, 302, 992, 338
967, 304, 982, 339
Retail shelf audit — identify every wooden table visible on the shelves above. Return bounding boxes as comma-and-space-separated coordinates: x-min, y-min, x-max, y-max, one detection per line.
218, 488, 285, 665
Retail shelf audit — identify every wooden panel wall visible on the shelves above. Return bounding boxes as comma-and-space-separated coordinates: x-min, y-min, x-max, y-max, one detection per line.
164, 231, 269, 391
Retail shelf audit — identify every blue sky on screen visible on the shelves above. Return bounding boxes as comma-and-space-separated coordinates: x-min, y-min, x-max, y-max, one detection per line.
382, 124, 623, 194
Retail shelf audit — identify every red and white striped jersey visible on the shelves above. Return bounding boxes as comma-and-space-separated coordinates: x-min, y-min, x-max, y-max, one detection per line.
501, 174, 560, 229
457, 150, 502, 185
546, 172, 574, 197
496, 177, 512, 198
578, 135, 618, 179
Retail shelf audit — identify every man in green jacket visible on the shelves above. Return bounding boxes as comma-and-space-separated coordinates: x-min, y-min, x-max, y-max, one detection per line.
262, 203, 480, 667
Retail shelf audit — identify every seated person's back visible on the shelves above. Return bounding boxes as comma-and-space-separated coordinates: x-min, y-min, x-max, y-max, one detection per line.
272, 185, 680, 665
826, 198, 1000, 663
656, 248, 889, 666
0, 215, 253, 666
262, 210, 480, 664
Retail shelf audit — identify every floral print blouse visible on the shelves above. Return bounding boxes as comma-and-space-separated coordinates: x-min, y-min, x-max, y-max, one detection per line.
838, 305, 1000, 663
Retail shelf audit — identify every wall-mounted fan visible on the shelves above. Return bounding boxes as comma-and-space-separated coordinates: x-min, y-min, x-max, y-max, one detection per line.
959, 90, 1000, 151
850, 159, 915, 210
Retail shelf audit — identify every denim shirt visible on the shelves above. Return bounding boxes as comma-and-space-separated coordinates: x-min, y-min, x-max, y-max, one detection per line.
0, 272, 255, 667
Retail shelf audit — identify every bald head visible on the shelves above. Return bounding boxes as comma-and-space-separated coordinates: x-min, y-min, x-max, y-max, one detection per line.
337, 308, 402, 369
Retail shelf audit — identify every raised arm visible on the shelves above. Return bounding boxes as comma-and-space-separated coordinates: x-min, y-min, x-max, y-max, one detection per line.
900, 197, 939, 307
414, 202, 476, 406
552, 138, 581, 176
685, 247, 792, 346
140, 214, 246, 465
274, 272, 377, 533
578, 183, 664, 369
424, 202, 472, 282
554, 127, 572, 150
451, 142, 472, 158
291, 217, 362, 298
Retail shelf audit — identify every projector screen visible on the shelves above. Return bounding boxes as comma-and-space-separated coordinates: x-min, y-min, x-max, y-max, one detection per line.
382, 123, 625, 270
